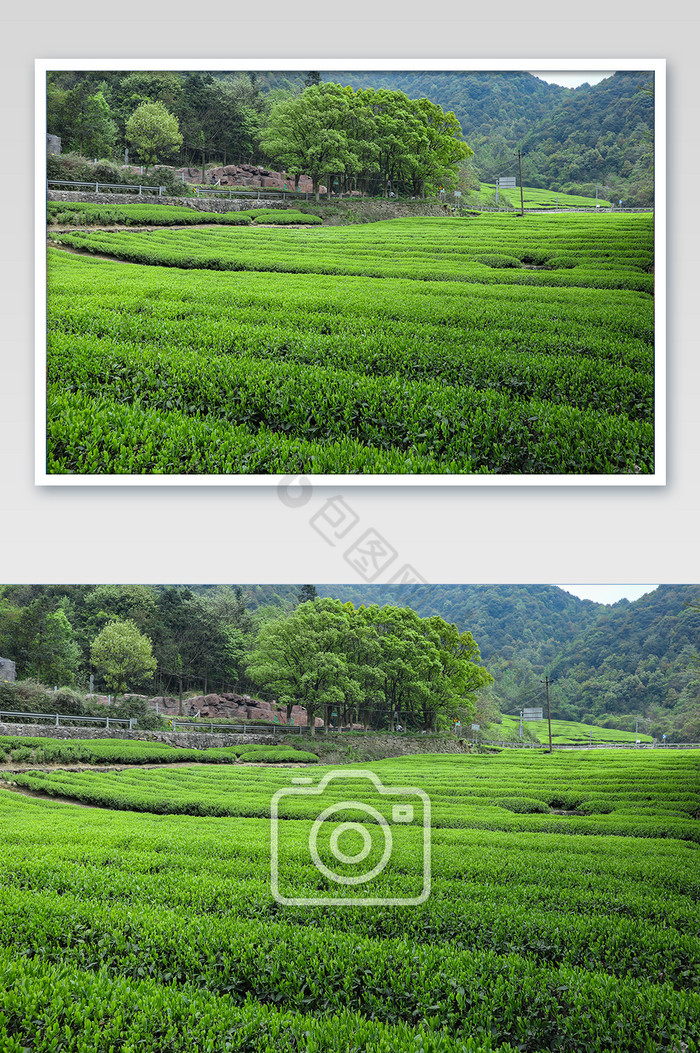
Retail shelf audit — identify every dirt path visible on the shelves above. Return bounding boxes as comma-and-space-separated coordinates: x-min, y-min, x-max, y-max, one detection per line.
47, 241, 141, 264
0, 781, 98, 808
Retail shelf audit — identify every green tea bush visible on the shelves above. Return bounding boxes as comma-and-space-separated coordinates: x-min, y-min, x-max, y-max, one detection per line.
547, 791, 584, 810
246, 209, 323, 225
1, 750, 698, 1053
47, 201, 252, 228
46, 213, 655, 476
496, 796, 550, 814
238, 747, 318, 763
547, 253, 577, 269
578, 798, 615, 815
475, 253, 522, 268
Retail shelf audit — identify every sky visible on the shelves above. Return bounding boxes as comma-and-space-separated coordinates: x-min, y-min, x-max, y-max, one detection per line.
556, 585, 658, 604
529, 72, 615, 89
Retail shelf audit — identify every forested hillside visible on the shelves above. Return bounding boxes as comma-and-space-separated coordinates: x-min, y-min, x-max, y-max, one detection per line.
314, 584, 699, 739
326, 70, 654, 203
1, 584, 697, 740
46, 68, 655, 205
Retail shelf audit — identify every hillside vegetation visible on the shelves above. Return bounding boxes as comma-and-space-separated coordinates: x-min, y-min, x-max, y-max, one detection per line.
0, 751, 697, 1050
2, 584, 698, 742
47, 68, 655, 205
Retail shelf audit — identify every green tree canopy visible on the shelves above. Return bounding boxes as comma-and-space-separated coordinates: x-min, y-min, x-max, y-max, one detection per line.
260, 82, 471, 199
246, 598, 491, 733
90, 619, 157, 696
126, 101, 183, 172
47, 77, 118, 158
247, 598, 361, 734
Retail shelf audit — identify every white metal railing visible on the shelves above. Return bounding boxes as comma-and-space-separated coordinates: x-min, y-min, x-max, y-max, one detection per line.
193, 186, 313, 201
0, 709, 136, 729
166, 718, 304, 735
48, 179, 166, 196
477, 739, 698, 750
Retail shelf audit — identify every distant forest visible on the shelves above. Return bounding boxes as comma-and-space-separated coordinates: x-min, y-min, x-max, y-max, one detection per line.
1, 584, 697, 741
46, 68, 655, 205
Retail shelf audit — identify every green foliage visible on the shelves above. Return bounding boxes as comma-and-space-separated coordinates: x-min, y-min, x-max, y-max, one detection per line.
496, 796, 550, 814
0, 735, 251, 765
247, 599, 490, 733
237, 746, 318, 763
47, 76, 118, 157
46, 201, 252, 226
475, 254, 522, 268
243, 208, 323, 225
125, 101, 183, 172
45, 69, 656, 205
0, 751, 698, 1051
331, 69, 654, 204
0, 597, 81, 686
46, 212, 654, 476
260, 82, 471, 200
90, 619, 157, 695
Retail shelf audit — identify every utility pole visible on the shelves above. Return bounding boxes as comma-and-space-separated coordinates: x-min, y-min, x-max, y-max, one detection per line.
518, 150, 524, 216
542, 675, 553, 753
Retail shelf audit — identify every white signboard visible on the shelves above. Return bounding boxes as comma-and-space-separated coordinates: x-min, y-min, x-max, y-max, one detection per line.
522, 708, 543, 721
497, 176, 517, 188
471, 723, 480, 731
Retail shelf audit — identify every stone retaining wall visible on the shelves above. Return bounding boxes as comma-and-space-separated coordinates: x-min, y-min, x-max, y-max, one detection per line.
47, 191, 287, 213
0, 723, 470, 757
0, 722, 289, 749
46, 190, 449, 220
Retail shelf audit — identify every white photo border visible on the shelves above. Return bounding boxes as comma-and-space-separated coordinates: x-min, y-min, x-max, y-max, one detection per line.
36, 57, 666, 487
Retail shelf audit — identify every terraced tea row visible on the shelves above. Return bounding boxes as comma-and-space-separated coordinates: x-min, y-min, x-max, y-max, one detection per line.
45, 213, 656, 475
7, 750, 696, 839
47, 201, 322, 226
0, 734, 317, 766
49, 213, 654, 292
0, 750, 697, 1052
46, 254, 654, 474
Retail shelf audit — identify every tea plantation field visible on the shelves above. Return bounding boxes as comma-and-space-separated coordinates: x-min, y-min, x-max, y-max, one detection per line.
45, 212, 656, 477
0, 750, 697, 1051
495, 714, 654, 745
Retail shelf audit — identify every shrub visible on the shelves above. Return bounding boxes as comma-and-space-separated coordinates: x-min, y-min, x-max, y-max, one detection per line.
547, 792, 584, 810
497, 796, 549, 814
547, 254, 577, 269
238, 747, 318, 764
475, 254, 522, 268
578, 799, 615, 815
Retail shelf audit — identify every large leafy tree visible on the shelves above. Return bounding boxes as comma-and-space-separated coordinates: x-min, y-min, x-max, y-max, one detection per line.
260, 82, 471, 199
83, 584, 158, 635
260, 82, 357, 199
355, 605, 490, 731
90, 619, 157, 696
150, 588, 234, 708
126, 101, 183, 172
247, 598, 361, 734
247, 599, 490, 733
